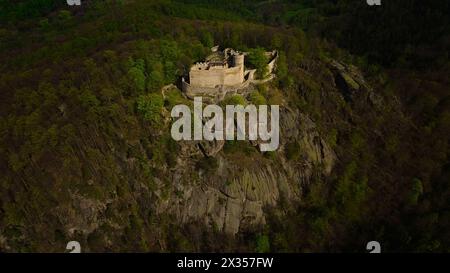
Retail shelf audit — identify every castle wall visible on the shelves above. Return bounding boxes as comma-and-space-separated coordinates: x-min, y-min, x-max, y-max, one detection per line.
182, 48, 276, 100
267, 52, 278, 74
183, 79, 220, 97
189, 57, 244, 88
261, 50, 278, 76
223, 66, 243, 86
183, 75, 252, 100
190, 68, 225, 88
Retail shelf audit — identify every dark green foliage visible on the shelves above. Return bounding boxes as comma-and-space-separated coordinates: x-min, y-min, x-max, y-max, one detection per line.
407, 178, 424, 207
0, 0, 448, 253
248, 90, 267, 106
255, 234, 270, 253
137, 93, 164, 125
201, 31, 214, 48
285, 141, 301, 161
276, 51, 290, 86
247, 47, 269, 79
128, 59, 147, 92
221, 94, 246, 106
223, 140, 254, 156
0, 0, 62, 23
196, 156, 218, 174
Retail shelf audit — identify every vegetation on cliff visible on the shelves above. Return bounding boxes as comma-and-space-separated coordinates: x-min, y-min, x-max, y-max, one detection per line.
0, 0, 448, 252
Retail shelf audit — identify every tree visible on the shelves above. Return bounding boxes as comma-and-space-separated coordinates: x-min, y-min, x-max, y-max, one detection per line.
248, 47, 268, 79
406, 178, 424, 206
128, 59, 147, 93
222, 94, 246, 106
255, 234, 270, 253
147, 62, 165, 91
249, 90, 266, 106
136, 93, 164, 125
276, 51, 288, 82
201, 31, 214, 48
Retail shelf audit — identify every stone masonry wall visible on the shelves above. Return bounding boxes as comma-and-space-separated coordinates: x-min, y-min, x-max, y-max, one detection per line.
189, 63, 243, 88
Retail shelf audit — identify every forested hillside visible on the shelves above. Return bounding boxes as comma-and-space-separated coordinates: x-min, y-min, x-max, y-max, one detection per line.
0, 0, 448, 252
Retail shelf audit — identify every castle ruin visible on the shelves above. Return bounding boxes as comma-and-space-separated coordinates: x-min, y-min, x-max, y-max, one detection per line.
182, 46, 278, 100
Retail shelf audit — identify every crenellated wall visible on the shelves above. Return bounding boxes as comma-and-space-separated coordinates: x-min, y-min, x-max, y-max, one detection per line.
189, 60, 244, 88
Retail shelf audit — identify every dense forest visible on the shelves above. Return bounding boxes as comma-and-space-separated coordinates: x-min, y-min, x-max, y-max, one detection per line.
0, 0, 449, 252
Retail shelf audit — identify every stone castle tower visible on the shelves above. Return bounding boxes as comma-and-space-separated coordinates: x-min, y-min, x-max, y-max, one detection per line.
232, 53, 245, 84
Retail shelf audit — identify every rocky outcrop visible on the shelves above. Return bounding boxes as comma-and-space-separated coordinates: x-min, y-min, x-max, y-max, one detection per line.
280, 107, 336, 176
329, 60, 370, 101
151, 101, 336, 235
171, 165, 292, 234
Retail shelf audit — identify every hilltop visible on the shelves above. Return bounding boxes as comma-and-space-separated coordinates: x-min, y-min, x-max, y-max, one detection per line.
0, 0, 448, 252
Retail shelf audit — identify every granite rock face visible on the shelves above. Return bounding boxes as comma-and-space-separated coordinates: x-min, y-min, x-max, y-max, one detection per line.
329, 60, 370, 101
154, 105, 336, 235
